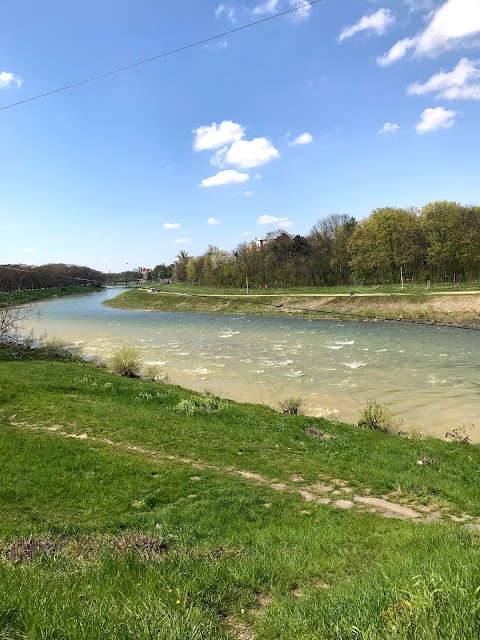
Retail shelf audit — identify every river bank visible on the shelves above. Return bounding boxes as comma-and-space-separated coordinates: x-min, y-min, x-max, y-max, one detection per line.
1, 284, 104, 304
105, 288, 480, 326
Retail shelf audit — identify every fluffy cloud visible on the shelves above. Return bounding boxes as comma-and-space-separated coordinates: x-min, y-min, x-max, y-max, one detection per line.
252, 0, 311, 21
377, 37, 417, 66
200, 169, 250, 187
0, 71, 23, 88
257, 215, 294, 228
194, 121, 245, 151
378, 122, 400, 134
416, 106, 458, 132
288, 0, 312, 22
339, 9, 395, 42
378, 0, 480, 65
408, 57, 480, 100
207, 217, 221, 224
215, 4, 236, 22
163, 222, 181, 229
253, 0, 280, 14
288, 132, 313, 145
216, 138, 280, 169
172, 237, 191, 244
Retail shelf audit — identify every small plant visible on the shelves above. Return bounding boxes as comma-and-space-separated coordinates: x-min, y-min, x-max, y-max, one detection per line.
173, 399, 198, 414
109, 346, 142, 378
407, 424, 427, 440
446, 423, 473, 444
279, 396, 304, 415
135, 391, 154, 402
173, 394, 225, 415
143, 364, 170, 384
357, 399, 402, 434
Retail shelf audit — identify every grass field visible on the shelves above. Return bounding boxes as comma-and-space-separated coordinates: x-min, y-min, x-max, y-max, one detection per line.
105, 288, 480, 326
0, 344, 479, 639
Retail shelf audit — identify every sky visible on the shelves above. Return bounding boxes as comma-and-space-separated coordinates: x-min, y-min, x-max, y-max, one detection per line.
1, 0, 479, 272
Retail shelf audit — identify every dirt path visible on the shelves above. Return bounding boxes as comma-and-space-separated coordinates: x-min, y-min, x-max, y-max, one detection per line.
5, 416, 479, 527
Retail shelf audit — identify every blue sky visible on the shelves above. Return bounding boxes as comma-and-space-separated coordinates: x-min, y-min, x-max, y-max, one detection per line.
1, 0, 479, 271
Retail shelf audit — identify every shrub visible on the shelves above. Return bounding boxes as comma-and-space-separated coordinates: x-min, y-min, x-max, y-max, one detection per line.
143, 364, 170, 384
109, 346, 142, 377
279, 397, 304, 415
357, 399, 402, 434
173, 393, 225, 415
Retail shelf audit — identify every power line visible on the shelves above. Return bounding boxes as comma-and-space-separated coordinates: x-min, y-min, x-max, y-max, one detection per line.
0, 1, 322, 113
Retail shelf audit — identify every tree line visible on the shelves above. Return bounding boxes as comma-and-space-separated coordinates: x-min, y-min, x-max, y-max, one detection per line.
164, 201, 480, 288
0, 263, 107, 292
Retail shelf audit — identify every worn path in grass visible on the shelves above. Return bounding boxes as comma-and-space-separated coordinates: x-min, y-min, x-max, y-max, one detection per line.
5, 415, 478, 527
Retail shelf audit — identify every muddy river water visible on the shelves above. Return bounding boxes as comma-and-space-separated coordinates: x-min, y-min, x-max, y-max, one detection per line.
21, 287, 480, 441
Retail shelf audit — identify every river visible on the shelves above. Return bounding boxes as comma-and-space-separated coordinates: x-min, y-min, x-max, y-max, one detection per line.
20, 287, 480, 441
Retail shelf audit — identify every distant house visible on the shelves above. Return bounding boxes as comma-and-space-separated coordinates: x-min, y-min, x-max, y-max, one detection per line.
247, 238, 269, 251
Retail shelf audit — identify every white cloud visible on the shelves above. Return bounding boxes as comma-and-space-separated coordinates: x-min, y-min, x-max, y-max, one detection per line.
221, 137, 280, 169
98, 257, 111, 263
194, 121, 245, 151
172, 237, 191, 244
408, 57, 480, 100
257, 215, 294, 228
289, 132, 313, 145
378, 0, 480, 65
253, 0, 280, 15
204, 40, 228, 51
403, 0, 436, 12
0, 71, 23, 88
215, 4, 236, 22
200, 169, 250, 187
234, 190, 255, 197
207, 217, 221, 224
163, 222, 181, 229
416, 0, 480, 56
377, 37, 417, 66
416, 106, 458, 132
252, 0, 311, 22
23, 247, 37, 253
339, 9, 395, 42
288, 0, 312, 22
378, 122, 400, 134
254, 173, 263, 180
242, 231, 250, 236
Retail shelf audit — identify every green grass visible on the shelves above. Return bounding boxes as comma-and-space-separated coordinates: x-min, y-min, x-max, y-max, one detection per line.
0, 345, 479, 638
0, 285, 102, 305
149, 282, 480, 296
104, 288, 480, 326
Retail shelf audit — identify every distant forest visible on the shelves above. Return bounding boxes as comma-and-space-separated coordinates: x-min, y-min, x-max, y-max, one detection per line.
166, 201, 480, 288
0, 264, 108, 292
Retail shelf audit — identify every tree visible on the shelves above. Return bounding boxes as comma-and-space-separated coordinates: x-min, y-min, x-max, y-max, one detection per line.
349, 208, 424, 283
174, 251, 190, 283
0, 294, 36, 344
186, 259, 196, 285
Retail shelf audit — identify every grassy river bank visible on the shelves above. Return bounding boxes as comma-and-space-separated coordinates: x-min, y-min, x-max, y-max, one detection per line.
0, 284, 103, 305
0, 343, 479, 639
104, 287, 480, 326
